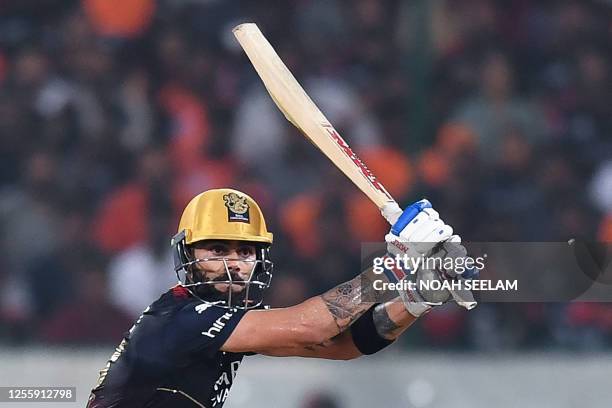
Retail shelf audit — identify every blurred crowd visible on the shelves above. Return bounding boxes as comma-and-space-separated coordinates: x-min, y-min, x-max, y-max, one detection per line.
0, 0, 611, 350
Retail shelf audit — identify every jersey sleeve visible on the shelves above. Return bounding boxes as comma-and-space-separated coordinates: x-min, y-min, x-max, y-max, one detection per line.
169, 302, 247, 358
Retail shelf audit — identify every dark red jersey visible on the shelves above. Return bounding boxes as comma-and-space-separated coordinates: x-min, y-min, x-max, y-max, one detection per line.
88, 286, 246, 407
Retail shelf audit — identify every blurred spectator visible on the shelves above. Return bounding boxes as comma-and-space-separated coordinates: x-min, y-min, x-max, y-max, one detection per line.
265, 275, 310, 308
453, 51, 546, 161
158, 83, 211, 177
232, 75, 381, 173
599, 215, 612, 243
0, 152, 64, 272
0, 271, 32, 343
553, 303, 612, 350
231, 84, 288, 169
116, 69, 157, 153
107, 207, 177, 319
83, 0, 155, 39
92, 147, 179, 254
421, 305, 467, 349
40, 248, 132, 344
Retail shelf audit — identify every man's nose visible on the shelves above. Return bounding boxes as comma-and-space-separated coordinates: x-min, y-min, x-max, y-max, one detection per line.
226, 262, 250, 280
225, 254, 242, 272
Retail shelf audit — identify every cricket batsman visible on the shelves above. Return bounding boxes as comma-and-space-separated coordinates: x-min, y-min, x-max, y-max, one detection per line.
88, 188, 476, 407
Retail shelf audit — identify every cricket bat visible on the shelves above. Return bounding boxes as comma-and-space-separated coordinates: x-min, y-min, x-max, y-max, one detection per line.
233, 23, 402, 224
233, 24, 480, 310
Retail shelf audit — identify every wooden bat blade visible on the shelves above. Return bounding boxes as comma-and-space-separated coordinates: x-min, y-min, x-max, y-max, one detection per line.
233, 23, 396, 212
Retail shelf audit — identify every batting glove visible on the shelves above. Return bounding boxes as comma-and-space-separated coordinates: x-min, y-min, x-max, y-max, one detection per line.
381, 200, 478, 317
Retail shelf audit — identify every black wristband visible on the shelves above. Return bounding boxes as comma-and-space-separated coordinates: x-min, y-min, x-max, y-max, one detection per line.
350, 305, 394, 355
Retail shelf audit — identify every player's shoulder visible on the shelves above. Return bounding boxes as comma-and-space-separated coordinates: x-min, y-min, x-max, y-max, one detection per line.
147, 285, 194, 310
176, 298, 243, 324
178, 300, 266, 319
168, 298, 247, 355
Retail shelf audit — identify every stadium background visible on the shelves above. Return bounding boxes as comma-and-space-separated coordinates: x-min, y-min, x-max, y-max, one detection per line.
0, 0, 611, 406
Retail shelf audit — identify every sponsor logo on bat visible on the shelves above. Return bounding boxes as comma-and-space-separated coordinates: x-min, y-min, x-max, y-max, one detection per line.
321, 124, 389, 197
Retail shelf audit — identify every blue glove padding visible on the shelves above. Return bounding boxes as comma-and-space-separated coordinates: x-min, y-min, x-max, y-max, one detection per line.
391, 199, 432, 236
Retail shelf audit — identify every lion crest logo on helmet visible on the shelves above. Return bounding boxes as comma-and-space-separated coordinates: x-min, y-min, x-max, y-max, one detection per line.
223, 193, 250, 223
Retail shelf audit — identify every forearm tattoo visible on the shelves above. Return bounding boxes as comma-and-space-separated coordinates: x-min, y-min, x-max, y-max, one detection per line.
321, 270, 379, 332
372, 303, 401, 340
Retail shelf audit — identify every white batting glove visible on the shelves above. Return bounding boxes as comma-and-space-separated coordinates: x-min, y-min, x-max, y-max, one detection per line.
381, 199, 477, 316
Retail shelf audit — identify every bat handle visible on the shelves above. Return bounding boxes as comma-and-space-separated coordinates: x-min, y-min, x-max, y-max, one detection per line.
381, 201, 402, 225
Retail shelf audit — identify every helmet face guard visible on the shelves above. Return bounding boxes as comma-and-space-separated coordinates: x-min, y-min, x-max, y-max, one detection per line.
171, 230, 273, 309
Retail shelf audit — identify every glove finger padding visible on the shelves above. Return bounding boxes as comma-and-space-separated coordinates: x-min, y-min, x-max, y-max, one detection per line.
432, 239, 478, 310
433, 238, 468, 278
406, 265, 478, 311
446, 234, 462, 244
406, 239, 479, 310
421, 224, 453, 245
413, 267, 452, 304
396, 212, 433, 241
409, 218, 445, 243
449, 285, 478, 310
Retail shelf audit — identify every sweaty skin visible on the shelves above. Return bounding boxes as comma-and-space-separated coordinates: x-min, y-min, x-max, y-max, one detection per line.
195, 240, 418, 359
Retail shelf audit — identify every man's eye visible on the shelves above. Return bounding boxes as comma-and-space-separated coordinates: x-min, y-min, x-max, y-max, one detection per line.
238, 248, 254, 257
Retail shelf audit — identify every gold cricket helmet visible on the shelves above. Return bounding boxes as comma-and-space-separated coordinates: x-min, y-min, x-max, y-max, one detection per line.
177, 188, 273, 245
171, 188, 274, 309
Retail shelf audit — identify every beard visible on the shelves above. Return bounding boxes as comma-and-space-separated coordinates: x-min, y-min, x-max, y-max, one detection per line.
190, 272, 249, 303
186, 263, 269, 308
193, 284, 231, 302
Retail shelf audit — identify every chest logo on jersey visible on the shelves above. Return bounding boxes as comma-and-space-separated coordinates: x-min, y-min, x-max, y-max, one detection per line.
202, 312, 234, 338
195, 303, 213, 314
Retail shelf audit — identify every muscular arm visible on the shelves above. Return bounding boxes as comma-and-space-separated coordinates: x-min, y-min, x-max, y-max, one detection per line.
254, 299, 418, 359
222, 260, 419, 358
221, 268, 381, 355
